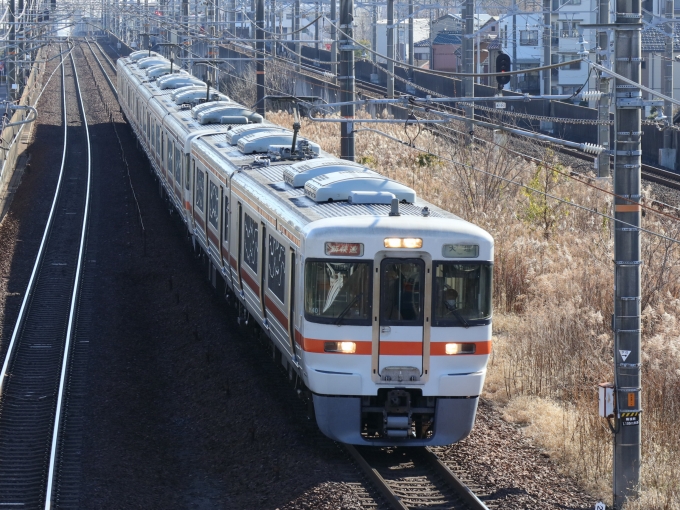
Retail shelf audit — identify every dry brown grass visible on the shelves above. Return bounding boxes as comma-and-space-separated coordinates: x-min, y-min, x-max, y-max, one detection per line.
266, 109, 680, 509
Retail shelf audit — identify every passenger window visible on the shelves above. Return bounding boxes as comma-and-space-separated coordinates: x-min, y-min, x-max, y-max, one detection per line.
174, 147, 181, 183
195, 169, 205, 211
186, 159, 193, 190
222, 197, 229, 241
208, 181, 219, 229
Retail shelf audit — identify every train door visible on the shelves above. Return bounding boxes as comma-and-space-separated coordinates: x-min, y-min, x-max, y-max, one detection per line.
378, 258, 428, 378
259, 222, 268, 322
186, 157, 194, 218
287, 249, 297, 356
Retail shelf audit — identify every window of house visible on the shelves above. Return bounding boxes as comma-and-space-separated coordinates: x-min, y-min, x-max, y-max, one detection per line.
561, 54, 581, 70
520, 30, 538, 46
560, 21, 580, 38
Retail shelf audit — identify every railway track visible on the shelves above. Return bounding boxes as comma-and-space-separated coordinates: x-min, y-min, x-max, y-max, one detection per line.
0, 43, 93, 508
347, 445, 491, 510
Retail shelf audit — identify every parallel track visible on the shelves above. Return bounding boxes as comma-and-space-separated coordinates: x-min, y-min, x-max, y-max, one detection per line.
0, 44, 92, 509
276, 58, 680, 194
346, 446, 490, 510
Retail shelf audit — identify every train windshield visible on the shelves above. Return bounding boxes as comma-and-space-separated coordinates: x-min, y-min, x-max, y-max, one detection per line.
432, 262, 492, 327
305, 261, 372, 325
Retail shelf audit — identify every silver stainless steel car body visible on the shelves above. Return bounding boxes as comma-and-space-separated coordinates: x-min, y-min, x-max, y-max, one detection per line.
117, 54, 494, 447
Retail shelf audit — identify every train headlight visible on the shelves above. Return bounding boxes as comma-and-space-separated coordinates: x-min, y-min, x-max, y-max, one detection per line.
324, 341, 357, 354
445, 343, 476, 355
384, 238, 423, 249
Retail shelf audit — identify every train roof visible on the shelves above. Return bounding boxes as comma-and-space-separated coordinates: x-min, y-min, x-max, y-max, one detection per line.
118, 57, 491, 241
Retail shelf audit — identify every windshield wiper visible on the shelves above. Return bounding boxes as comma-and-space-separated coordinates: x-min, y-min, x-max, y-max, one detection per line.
445, 302, 470, 329
334, 293, 362, 325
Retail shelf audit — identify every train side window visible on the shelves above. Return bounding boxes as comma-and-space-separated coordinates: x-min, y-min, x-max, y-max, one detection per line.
156, 125, 160, 155
243, 213, 258, 273
208, 180, 219, 229
168, 141, 174, 177
195, 169, 205, 211
222, 197, 229, 242
174, 147, 181, 183
267, 234, 286, 303
186, 159, 193, 190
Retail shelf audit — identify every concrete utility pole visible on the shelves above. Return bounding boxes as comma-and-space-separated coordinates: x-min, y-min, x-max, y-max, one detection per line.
256, 0, 265, 117
339, 0, 355, 160
597, 0, 611, 177
463, 0, 474, 138
294, 0, 300, 71
387, 0, 395, 97
661, 0, 675, 167
331, 0, 338, 75
612, 0, 642, 505
229, 0, 235, 38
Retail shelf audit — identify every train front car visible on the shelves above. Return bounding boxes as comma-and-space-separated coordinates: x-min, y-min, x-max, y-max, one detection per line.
301, 214, 493, 446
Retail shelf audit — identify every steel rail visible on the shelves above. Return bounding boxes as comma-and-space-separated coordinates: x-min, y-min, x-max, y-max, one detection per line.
84, 38, 118, 96
43, 41, 93, 510
345, 445, 490, 510
91, 38, 118, 75
0, 50, 69, 397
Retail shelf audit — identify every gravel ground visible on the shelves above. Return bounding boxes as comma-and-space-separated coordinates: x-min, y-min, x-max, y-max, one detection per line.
0, 38, 620, 509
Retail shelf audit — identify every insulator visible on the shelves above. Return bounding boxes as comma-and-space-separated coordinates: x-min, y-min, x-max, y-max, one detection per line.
579, 143, 605, 155
579, 90, 603, 101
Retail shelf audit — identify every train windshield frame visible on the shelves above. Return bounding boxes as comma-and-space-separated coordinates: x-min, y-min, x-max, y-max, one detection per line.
432, 262, 493, 327
304, 259, 373, 326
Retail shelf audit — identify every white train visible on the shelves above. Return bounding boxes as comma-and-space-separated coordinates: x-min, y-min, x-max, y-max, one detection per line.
118, 51, 494, 446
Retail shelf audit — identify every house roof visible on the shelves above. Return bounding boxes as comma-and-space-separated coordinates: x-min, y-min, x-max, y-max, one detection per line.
414, 39, 431, 48
432, 32, 463, 45
641, 25, 680, 52
487, 39, 503, 50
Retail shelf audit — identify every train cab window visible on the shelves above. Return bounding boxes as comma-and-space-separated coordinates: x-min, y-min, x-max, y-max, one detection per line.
380, 259, 424, 325
195, 169, 205, 211
304, 261, 371, 325
432, 262, 492, 327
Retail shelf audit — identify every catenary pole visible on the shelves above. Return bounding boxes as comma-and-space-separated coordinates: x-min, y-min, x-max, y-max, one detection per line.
372, 2, 377, 64
294, 0, 300, 71
662, 0, 674, 160
612, 0, 642, 505
463, 0, 474, 139
331, 0, 337, 75
408, 0, 413, 78
597, 0, 611, 177
542, 0, 551, 96
387, 0, 394, 97
256, 0, 265, 116
339, 0, 355, 160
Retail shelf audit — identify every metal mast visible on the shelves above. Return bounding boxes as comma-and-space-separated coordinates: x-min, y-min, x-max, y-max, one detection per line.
661, 0, 675, 167
339, 0, 355, 160
387, 0, 394, 97
463, 0, 474, 138
597, 0, 611, 177
612, 0, 642, 504
256, 0, 265, 116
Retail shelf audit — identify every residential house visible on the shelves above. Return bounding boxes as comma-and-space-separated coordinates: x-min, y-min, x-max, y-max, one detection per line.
375, 18, 430, 63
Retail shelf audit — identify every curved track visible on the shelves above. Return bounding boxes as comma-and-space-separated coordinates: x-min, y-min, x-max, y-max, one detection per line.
347, 445, 491, 510
0, 43, 92, 509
